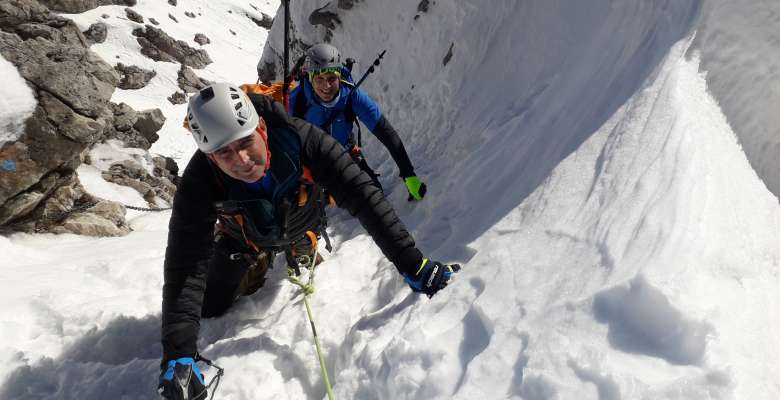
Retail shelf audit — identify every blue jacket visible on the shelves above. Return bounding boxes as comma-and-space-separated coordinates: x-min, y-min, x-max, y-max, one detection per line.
288, 72, 417, 178
289, 78, 382, 146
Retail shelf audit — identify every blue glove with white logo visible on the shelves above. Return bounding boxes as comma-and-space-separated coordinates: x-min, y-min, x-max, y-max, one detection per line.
158, 357, 207, 400
403, 259, 461, 297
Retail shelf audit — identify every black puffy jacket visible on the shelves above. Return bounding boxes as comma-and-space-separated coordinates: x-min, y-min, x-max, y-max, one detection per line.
161, 93, 423, 360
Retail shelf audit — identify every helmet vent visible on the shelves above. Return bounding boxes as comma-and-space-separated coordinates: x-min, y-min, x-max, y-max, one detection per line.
237, 119, 245, 126
230, 93, 240, 100
200, 87, 214, 102
235, 102, 242, 110
203, 136, 208, 143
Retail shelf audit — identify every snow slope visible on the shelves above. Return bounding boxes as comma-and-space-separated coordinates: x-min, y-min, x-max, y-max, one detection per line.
693, 0, 780, 199
0, 0, 778, 399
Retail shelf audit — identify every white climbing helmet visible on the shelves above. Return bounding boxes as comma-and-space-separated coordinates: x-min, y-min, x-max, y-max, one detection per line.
186, 82, 259, 153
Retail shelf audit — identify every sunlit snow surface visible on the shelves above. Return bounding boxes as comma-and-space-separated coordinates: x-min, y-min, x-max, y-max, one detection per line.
0, 0, 778, 399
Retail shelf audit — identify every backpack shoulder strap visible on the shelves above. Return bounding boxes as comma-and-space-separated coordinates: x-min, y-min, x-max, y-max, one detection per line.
292, 81, 309, 119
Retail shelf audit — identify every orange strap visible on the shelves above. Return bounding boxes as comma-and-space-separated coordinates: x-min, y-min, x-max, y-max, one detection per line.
298, 183, 309, 207
306, 231, 318, 251
234, 214, 261, 253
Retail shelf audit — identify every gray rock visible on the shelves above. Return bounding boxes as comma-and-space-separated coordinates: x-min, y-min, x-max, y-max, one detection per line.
256, 60, 276, 84
0, 0, 50, 28
50, 196, 130, 237
37, 0, 136, 14
112, 102, 137, 132
309, 4, 341, 30
442, 42, 454, 66
133, 24, 212, 68
168, 13, 178, 23
168, 0, 176, 6
177, 63, 211, 93
0, 17, 116, 214
124, 7, 143, 23
152, 155, 179, 182
167, 91, 186, 104
417, 0, 430, 13
193, 33, 209, 45
104, 102, 161, 150
0, 170, 129, 236
102, 159, 175, 204
338, 0, 357, 9
0, 171, 62, 229
38, 91, 105, 143
0, 34, 117, 119
134, 108, 165, 144
15, 23, 62, 41
0, 190, 45, 226
115, 62, 156, 89
184, 11, 195, 18
40, 183, 80, 222
149, 17, 158, 25
0, 0, 144, 235
247, 12, 273, 29
83, 22, 107, 43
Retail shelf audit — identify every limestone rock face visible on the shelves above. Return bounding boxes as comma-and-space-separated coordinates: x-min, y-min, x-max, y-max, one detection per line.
0, 0, 117, 209
0, 0, 169, 236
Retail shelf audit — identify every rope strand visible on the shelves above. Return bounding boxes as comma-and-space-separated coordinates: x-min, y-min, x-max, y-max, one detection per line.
287, 244, 336, 400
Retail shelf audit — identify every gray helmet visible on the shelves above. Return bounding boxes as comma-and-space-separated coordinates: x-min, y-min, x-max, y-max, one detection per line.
305, 43, 341, 75
186, 83, 259, 153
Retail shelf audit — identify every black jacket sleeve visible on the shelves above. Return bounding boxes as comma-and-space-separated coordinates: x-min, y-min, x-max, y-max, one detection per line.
249, 95, 424, 275
372, 116, 416, 179
161, 151, 220, 361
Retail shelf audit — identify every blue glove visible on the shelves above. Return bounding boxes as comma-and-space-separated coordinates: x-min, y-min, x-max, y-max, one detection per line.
403, 259, 461, 297
158, 357, 207, 400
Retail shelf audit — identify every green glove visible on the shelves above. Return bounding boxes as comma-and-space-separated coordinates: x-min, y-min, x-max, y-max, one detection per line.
404, 176, 427, 201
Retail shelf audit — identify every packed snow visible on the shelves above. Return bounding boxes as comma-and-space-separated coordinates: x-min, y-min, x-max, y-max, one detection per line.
0, 0, 778, 399
0, 53, 37, 145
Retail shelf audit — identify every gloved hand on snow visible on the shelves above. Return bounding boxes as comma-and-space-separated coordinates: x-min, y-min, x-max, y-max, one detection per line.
158, 357, 207, 400
403, 259, 460, 297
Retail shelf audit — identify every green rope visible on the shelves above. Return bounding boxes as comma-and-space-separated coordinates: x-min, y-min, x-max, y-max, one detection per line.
287, 249, 336, 400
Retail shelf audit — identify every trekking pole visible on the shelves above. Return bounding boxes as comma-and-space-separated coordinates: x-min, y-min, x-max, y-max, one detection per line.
287, 244, 336, 400
351, 50, 386, 90
344, 50, 386, 147
282, 0, 292, 109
